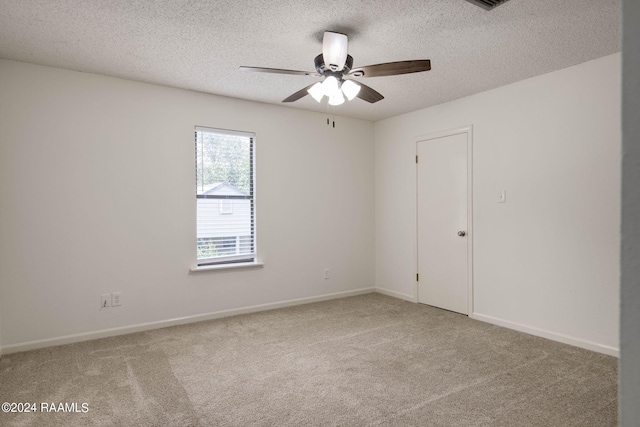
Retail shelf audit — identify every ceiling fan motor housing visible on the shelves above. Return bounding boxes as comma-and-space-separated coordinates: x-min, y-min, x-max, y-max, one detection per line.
314, 54, 353, 76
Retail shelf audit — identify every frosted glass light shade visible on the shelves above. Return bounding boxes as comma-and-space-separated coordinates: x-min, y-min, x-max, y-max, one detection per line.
322, 31, 348, 71
307, 82, 324, 102
341, 80, 361, 101
322, 76, 340, 97
328, 90, 345, 106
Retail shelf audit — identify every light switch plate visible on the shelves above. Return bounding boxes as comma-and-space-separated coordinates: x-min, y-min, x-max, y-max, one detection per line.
101, 294, 110, 309
498, 190, 507, 203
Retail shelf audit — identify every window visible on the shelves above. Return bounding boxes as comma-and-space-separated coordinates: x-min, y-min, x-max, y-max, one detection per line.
219, 199, 233, 215
195, 126, 255, 266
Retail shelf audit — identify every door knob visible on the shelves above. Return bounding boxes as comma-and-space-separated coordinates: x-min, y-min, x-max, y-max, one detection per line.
457, 231, 466, 237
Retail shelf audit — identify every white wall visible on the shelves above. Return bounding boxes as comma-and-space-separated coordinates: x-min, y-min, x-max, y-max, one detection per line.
375, 54, 621, 355
0, 53, 622, 358
0, 59, 375, 351
621, 0, 640, 423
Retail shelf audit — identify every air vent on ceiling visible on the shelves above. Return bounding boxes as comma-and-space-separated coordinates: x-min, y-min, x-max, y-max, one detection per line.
464, 0, 510, 10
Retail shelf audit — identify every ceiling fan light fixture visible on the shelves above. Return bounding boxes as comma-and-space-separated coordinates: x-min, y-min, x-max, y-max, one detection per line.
328, 91, 345, 106
322, 75, 340, 97
308, 82, 324, 102
322, 31, 348, 71
341, 80, 361, 101
241, 31, 431, 107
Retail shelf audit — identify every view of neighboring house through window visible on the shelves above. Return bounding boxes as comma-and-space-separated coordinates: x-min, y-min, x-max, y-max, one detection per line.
195, 126, 255, 265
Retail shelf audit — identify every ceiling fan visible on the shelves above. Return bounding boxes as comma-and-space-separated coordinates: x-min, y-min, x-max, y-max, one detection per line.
239, 31, 431, 106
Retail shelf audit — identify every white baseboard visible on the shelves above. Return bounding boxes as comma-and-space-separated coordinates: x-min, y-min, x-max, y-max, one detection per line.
471, 312, 619, 358
1, 287, 376, 355
4, 290, 616, 359
375, 287, 417, 303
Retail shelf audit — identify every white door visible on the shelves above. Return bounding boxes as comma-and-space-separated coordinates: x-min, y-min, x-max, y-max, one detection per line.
417, 131, 470, 315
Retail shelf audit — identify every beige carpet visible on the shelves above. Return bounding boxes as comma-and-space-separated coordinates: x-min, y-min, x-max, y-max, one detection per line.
0, 293, 617, 426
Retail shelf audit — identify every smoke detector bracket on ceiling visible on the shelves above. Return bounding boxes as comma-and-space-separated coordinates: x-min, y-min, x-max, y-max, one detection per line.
464, 0, 510, 10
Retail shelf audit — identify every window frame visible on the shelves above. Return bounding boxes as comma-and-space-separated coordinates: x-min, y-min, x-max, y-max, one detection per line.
194, 126, 257, 268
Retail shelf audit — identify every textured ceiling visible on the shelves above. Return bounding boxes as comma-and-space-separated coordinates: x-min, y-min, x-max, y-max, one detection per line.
0, 0, 620, 121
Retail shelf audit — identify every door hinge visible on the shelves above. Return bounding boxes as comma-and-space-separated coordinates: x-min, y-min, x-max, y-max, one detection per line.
416, 273, 419, 281
416, 155, 418, 163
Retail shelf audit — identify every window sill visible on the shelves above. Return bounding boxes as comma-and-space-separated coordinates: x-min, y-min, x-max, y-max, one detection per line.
189, 261, 264, 273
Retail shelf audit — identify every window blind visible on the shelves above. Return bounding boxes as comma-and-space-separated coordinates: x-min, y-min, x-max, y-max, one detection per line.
195, 126, 255, 265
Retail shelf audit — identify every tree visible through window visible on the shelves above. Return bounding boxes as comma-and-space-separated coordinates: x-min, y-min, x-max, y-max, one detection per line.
195, 127, 255, 265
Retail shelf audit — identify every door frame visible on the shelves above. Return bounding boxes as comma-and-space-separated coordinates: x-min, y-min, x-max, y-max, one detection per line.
414, 125, 474, 315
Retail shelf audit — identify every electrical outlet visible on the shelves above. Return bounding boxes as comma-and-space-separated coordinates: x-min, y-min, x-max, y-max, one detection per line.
324, 268, 330, 280
101, 294, 110, 309
112, 292, 122, 307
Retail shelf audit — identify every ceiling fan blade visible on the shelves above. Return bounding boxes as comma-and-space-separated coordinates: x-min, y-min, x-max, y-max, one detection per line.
239, 66, 320, 77
282, 83, 317, 103
323, 31, 348, 71
355, 82, 384, 103
348, 60, 431, 77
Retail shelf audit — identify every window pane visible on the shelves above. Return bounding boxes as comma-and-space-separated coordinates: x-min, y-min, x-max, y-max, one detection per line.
195, 127, 254, 265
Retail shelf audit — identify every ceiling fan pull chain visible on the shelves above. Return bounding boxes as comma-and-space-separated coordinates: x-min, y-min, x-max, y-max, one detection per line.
324, 102, 336, 128
327, 103, 334, 127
